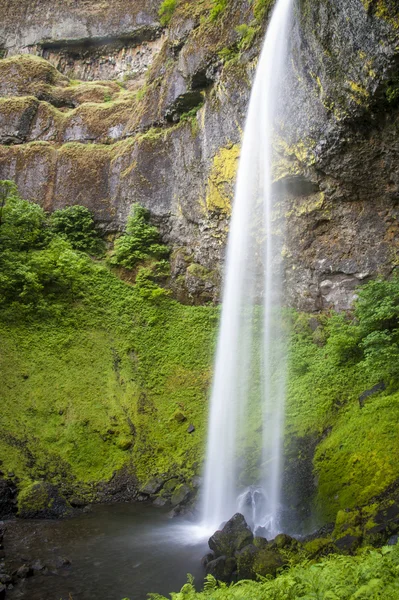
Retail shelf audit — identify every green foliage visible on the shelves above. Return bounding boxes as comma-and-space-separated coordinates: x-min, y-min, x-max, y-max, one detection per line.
110, 204, 169, 270
159, 0, 177, 26
252, 0, 274, 22
0, 184, 93, 317
0, 181, 46, 250
151, 543, 399, 600
49, 205, 103, 255
135, 266, 171, 301
209, 0, 228, 22
286, 274, 399, 520
218, 46, 240, 63
236, 24, 257, 50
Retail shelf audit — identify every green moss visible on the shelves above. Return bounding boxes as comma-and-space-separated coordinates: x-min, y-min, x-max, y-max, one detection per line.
0, 261, 217, 492
17, 481, 71, 517
361, 0, 399, 29
204, 144, 240, 215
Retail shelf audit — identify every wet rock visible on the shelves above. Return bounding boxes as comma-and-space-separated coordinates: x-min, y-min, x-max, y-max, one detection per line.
253, 548, 287, 577
192, 476, 203, 489
334, 534, 362, 553
236, 544, 259, 580
205, 556, 236, 582
96, 467, 138, 503
253, 536, 268, 549
17, 481, 72, 519
201, 552, 214, 567
55, 556, 71, 568
170, 484, 191, 507
140, 477, 165, 495
153, 497, 167, 507
359, 382, 386, 408
209, 513, 253, 558
0, 479, 16, 518
15, 564, 33, 579
163, 478, 179, 493
31, 559, 46, 573
273, 533, 297, 549
303, 537, 336, 559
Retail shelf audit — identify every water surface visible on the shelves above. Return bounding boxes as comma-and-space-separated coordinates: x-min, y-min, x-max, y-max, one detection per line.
5, 503, 208, 600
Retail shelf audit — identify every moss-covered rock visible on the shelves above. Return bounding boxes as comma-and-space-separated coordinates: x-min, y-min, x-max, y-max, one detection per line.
252, 547, 287, 578
18, 481, 72, 519
209, 513, 254, 558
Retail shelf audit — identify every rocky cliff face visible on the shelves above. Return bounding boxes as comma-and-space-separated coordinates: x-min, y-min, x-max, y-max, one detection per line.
0, 0, 398, 309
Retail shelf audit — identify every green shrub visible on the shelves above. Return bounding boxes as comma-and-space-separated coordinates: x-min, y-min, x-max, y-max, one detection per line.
49, 205, 103, 255
159, 0, 177, 26
0, 182, 95, 316
110, 204, 169, 270
0, 180, 46, 251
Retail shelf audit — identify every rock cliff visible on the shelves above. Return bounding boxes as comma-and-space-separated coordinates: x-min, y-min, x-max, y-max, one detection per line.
0, 0, 398, 309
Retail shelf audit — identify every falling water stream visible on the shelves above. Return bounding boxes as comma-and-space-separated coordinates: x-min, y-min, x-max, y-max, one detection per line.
202, 0, 294, 537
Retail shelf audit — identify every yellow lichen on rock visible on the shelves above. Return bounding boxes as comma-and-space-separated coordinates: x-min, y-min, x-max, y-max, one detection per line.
205, 144, 240, 215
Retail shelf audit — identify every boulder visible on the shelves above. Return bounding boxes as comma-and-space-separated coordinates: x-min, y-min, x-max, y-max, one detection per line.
140, 477, 165, 495
208, 513, 253, 558
236, 544, 259, 580
273, 533, 297, 549
205, 556, 236, 582
15, 564, 33, 579
201, 552, 215, 567
253, 548, 287, 578
17, 481, 72, 519
170, 484, 191, 507
334, 534, 361, 553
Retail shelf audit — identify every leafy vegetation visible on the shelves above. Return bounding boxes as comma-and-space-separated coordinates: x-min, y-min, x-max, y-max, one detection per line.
0, 181, 92, 318
144, 543, 399, 600
159, 0, 177, 26
49, 204, 104, 255
0, 183, 217, 496
209, 0, 228, 22
252, 0, 274, 22
236, 24, 257, 50
286, 274, 399, 519
109, 204, 169, 270
2, 181, 399, 527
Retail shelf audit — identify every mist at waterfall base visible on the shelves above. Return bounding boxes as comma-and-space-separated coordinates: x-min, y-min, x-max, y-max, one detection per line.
201, 0, 294, 538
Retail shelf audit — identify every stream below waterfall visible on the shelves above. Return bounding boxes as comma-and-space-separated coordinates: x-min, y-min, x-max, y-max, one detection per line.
4, 503, 208, 600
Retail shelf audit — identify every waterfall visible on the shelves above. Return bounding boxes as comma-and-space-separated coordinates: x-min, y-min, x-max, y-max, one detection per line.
201, 0, 294, 537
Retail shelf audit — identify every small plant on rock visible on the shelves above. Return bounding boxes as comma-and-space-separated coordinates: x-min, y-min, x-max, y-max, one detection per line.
159, 0, 177, 26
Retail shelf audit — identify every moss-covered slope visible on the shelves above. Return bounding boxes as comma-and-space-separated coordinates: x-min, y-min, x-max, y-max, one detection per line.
0, 262, 217, 500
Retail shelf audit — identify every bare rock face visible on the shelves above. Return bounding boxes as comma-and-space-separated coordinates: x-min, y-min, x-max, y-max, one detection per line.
0, 0, 398, 309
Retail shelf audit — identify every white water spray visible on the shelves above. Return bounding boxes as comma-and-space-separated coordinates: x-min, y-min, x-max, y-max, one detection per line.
202, 0, 294, 537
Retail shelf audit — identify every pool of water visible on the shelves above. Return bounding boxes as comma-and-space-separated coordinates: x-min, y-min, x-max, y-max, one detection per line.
4, 503, 210, 600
